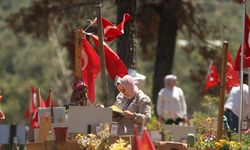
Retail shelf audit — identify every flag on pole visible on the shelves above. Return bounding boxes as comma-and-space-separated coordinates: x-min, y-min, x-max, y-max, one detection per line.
204, 63, 220, 91
30, 109, 39, 128
45, 90, 54, 107
140, 129, 156, 150
24, 86, 38, 118
94, 13, 131, 42
133, 128, 142, 150
82, 36, 101, 103
235, 14, 250, 70
88, 33, 128, 80
226, 51, 240, 93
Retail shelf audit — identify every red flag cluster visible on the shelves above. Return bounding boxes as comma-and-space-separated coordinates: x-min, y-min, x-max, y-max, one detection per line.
204, 52, 240, 93
25, 87, 54, 128
81, 13, 130, 103
134, 129, 156, 150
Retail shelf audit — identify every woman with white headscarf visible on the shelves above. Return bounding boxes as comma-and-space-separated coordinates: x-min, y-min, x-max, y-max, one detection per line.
157, 74, 188, 125
112, 75, 151, 135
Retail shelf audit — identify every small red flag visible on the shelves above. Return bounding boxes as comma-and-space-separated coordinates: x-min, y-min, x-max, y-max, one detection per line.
24, 86, 38, 119
88, 33, 128, 80
235, 14, 250, 70
226, 51, 240, 93
140, 129, 156, 150
82, 36, 101, 103
204, 63, 219, 91
95, 13, 131, 42
30, 109, 39, 128
0, 109, 5, 120
45, 90, 54, 107
133, 128, 142, 150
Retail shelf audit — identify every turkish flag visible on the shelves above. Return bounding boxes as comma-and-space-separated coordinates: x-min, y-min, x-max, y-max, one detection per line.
140, 129, 156, 150
88, 33, 128, 80
133, 128, 142, 150
45, 90, 54, 107
0, 109, 5, 120
226, 52, 240, 93
95, 13, 131, 42
82, 36, 101, 103
24, 86, 38, 119
204, 64, 220, 91
39, 93, 46, 108
30, 109, 39, 128
235, 14, 250, 70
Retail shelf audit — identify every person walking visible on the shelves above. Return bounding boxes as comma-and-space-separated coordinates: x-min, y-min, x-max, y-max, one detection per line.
157, 74, 188, 125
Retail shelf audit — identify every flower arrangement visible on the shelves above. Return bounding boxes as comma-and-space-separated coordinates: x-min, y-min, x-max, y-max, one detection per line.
75, 123, 110, 150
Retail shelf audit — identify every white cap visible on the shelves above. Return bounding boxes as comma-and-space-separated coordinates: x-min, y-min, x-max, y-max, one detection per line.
164, 74, 177, 81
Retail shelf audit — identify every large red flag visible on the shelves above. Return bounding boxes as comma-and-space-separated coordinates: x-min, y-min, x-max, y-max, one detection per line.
140, 129, 156, 150
204, 63, 220, 91
88, 33, 128, 80
94, 13, 131, 42
226, 52, 240, 93
235, 14, 250, 70
82, 36, 101, 103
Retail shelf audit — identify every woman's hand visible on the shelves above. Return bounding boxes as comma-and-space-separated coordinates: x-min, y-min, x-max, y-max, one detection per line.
123, 110, 135, 120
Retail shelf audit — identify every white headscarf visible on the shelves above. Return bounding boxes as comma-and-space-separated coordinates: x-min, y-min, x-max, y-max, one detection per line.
116, 75, 139, 99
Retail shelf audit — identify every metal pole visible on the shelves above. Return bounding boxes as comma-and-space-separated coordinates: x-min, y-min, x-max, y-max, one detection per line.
216, 41, 228, 140
238, 0, 247, 142
95, 0, 108, 106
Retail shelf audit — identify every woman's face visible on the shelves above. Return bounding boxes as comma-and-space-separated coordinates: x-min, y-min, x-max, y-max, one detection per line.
117, 84, 130, 98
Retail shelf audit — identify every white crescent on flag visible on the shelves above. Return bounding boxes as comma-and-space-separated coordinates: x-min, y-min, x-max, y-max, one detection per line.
32, 93, 37, 107
82, 48, 88, 70
227, 62, 233, 79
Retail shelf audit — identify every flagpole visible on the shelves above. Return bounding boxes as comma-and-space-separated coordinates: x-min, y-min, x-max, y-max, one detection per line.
238, 0, 247, 142
216, 41, 228, 141
95, 0, 109, 107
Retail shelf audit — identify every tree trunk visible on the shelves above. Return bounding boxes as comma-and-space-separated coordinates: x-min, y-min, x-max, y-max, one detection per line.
116, 0, 137, 69
153, 0, 182, 115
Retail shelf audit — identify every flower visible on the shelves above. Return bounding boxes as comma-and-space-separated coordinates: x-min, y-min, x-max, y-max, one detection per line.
109, 138, 131, 150
75, 123, 110, 150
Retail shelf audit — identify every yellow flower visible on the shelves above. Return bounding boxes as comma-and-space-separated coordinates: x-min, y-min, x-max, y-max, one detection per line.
219, 139, 227, 145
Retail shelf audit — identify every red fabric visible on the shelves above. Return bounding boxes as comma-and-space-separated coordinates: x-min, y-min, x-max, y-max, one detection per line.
30, 109, 39, 128
133, 128, 142, 150
117, 13, 132, 34
0, 109, 5, 120
226, 52, 240, 93
88, 33, 128, 80
235, 14, 250, 70
140, 129, 156, 150
204, 64, 220, 91
95, 13, 131, 42
45, 91, 54, 107
39, 94, 46, 108
25, 86, 38, 119
81, 36, 101, 103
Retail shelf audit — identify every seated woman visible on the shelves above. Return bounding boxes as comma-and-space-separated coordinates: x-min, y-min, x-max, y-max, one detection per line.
112, 75, 151, 135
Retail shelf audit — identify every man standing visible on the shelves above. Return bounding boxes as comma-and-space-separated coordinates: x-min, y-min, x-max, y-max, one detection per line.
224, 74, 249, 133
157, 74, 188, 125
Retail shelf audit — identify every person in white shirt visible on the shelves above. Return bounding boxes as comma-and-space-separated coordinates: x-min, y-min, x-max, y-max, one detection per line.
157, 74, 188, 125
224, 74, 249, 133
